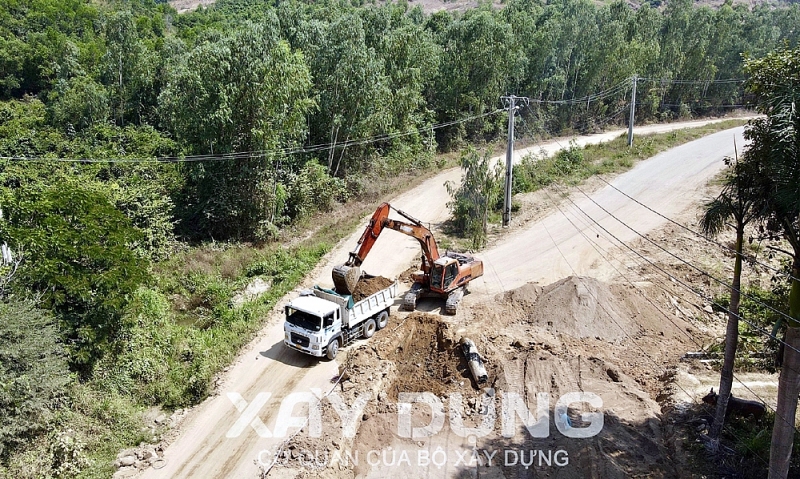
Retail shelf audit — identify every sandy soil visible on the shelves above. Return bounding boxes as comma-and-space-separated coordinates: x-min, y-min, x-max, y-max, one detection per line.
321, 276, 697, 479
349, 276, 395, 302
137, 119, 773, 479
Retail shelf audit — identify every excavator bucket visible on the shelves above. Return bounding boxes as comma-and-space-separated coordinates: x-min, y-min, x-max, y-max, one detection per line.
332, 265, 361, 295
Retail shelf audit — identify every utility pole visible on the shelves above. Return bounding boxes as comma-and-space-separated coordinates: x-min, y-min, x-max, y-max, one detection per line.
627, 75, 637, 147
501, 95, 529, 227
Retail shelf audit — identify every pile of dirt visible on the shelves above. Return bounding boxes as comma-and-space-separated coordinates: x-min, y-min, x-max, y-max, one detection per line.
350, 275, 394, 302
397, 266, 419, 284
502, 280, 543, 309
275, 274, 700, 478
511, 276, 654, 343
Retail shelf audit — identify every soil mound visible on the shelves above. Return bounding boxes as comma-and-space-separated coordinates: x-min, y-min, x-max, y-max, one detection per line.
502, 281, 543, 308
351, 275, 394, 302
397, 266, 418, 284
515, 276, 644, 342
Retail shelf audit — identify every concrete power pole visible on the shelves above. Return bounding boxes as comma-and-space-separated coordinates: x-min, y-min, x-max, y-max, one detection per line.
627, 75, 637, 147
501, 95, 529, 227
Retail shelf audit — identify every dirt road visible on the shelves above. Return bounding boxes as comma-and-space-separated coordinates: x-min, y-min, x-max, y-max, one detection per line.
141, 119, 744, 479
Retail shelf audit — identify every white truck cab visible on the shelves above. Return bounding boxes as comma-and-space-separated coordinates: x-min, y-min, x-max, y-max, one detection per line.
284, 295, 342, 356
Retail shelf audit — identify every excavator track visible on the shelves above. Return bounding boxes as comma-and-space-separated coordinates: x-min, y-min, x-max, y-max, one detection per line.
402, 283, 424, 311
444, 287, 465, 315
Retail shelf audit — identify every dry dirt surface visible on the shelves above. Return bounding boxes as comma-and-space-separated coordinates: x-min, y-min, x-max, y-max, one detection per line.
349, 276, 395, 302
138, 119, 759, 479
272, 276, 698, 478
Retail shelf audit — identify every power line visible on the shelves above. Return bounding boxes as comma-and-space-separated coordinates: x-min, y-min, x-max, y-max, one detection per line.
660, 103, 755, 109
547, 180, 800, 432
0, 109, 503, 164
537, 192, 774, 467
518, 118, 800, 435
1, 75, 751, 164
529, 78, 631, 106
639, 78, 746, 85
516, 102, 631, 153
512, 106, 796, 376
518, 111, 800, 355
540, 163, 794, 376
580, 102, 631, 133
594, 176, 800, 284
570, 180, 800, 353
547, 179, 799, 438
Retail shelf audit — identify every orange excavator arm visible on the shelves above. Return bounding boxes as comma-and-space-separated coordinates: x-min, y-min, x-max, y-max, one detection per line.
345, 202, 440, 268
345, 203, 390, 267
334, 203, 440, 293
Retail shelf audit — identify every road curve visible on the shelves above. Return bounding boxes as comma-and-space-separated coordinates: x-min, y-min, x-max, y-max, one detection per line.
141, 119, 744, 479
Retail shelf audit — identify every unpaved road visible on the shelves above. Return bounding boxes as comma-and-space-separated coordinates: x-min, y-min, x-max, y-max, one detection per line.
141, 119, 745, 478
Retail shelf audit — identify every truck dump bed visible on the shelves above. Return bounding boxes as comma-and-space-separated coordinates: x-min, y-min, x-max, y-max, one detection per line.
313, 279, 398, 328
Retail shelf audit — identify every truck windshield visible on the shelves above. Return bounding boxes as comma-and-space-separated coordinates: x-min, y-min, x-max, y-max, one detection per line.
286, 308, 322, 331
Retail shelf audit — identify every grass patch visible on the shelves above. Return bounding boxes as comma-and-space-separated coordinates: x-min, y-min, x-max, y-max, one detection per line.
17, 242, 334, 479
682, 406, 800, 478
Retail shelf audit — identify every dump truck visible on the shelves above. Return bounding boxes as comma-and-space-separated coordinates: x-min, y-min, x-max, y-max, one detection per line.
283, 275, 398, 360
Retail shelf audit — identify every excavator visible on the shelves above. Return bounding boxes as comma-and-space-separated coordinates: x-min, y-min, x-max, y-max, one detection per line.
332, 202, 483, 315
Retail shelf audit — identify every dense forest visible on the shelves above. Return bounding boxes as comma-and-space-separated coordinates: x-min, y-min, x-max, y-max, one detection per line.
0, 0, 799, 475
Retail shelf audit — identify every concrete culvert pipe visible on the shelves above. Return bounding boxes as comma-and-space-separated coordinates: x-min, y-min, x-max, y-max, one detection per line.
460, 337, 488, 384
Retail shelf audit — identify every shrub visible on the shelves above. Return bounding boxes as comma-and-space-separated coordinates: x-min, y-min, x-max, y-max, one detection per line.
93, 287, 197, 407
0, 301, 70, 458
0, 182, 150, 369
284, 160, 348, 221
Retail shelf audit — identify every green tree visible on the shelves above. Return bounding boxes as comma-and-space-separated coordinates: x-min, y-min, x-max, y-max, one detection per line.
159, 22, 314, 240
0, 301, 70, 457
95, 162, 181, 261
47, 75, 109, 130
742, 46, 800, 479
701, 152, 763, 448
434, 9, 524, 147
446, 147, 502, 249
0, 181, 149, 369
365, 7, 440, 162
103, 10, 157, 126
307, 13, 391, 175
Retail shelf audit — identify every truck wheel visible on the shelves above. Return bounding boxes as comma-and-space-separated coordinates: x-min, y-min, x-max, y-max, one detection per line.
326, 339, 339, 360
376, 311, 389, 330
362, 319, 377, 339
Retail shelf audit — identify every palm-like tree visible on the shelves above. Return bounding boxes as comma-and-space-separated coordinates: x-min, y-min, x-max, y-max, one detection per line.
701, 149, 762, 447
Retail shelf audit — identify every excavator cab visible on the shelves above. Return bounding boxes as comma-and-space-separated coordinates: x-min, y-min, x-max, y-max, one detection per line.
430, 257, 459, 293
